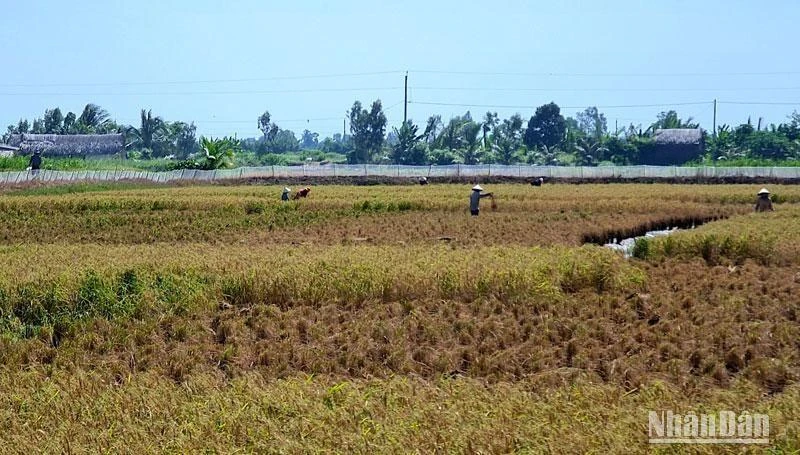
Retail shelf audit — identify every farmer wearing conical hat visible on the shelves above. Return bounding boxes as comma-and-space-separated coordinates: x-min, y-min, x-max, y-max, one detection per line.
469, 184, 493, 216
754, 188, 773, 212
281, 187, 291, 202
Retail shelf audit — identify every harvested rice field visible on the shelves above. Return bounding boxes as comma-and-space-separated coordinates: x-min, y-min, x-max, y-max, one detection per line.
0, 183, 798, 452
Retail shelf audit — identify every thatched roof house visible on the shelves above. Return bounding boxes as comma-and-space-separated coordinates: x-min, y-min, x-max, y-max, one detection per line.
0, 143, 19, 158
641, 129, 704, 165
8, 133, 124, 157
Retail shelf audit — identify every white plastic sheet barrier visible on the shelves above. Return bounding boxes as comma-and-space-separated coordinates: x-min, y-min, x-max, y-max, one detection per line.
1, 165, 800, 185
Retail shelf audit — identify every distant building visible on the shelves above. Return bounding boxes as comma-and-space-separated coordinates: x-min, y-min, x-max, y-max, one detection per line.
642, 129, 704, 165
8, 133, 124, 158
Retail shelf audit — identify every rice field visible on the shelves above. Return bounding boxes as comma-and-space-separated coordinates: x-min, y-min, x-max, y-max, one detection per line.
0, 183, 798, 453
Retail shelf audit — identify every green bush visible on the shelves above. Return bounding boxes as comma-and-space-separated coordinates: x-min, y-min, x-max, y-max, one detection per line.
647, 232, 776, 265
631, 238, 650, 259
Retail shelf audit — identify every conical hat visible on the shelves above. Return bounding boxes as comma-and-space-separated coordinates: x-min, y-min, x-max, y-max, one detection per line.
758, 188, 770, 195
472, 185, 483, 191
283, 187, 291, 193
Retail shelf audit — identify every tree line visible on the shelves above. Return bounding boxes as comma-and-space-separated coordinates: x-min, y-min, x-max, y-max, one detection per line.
3, 105, 199, 160
351, 102, 800, 166
5, 101, 800, 167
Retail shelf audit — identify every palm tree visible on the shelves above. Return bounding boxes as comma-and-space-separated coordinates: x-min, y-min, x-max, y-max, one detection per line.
127, 109, 166, 151
482, 111, 498, 149
77, 104, 110, 132
651, 111, 700, 130
491, 115, 524, 164
460, 122, 482, 164
440, 117, 466, 151
625, 123, 654, 139
423, 115, 442, 145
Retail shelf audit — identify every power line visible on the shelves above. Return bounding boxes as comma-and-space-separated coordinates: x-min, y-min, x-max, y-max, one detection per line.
410, 69, 800, 78
0, 87, 401, 96
270, 117, 344, 123
408, 100, 712, 109
384, 100, 404, 111
118, 117, 344, 124
0, 70, 404, 88
0, 69, 800, 89
4, 68, 798, 88
410, 86, 800, 93
718, 101, 800, 106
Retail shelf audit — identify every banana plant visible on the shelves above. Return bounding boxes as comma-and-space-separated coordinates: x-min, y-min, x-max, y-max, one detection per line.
529, 144, 560, 165
574, 138, 607, 166
199, 136, 240, 170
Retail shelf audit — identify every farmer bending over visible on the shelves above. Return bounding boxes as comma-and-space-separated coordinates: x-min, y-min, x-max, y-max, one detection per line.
470, 185, 493, 216
754, 188, 773, 212
293, 187, 311, 200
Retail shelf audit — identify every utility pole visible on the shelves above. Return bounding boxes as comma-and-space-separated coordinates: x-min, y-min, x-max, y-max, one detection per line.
712, 99, 718, 166
712, 99, 717, 138
343, 117, 346, 140
403, 71, 408, 124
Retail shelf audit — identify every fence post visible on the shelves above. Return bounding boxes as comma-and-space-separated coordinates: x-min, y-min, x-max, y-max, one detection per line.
272, 165, 275, 178
457, 164, 461, 177
333, 164, 336, 177
364, 163, 367, 176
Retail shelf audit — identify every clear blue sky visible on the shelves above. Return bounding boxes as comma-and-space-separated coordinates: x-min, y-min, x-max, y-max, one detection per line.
2, 0, 799, 139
